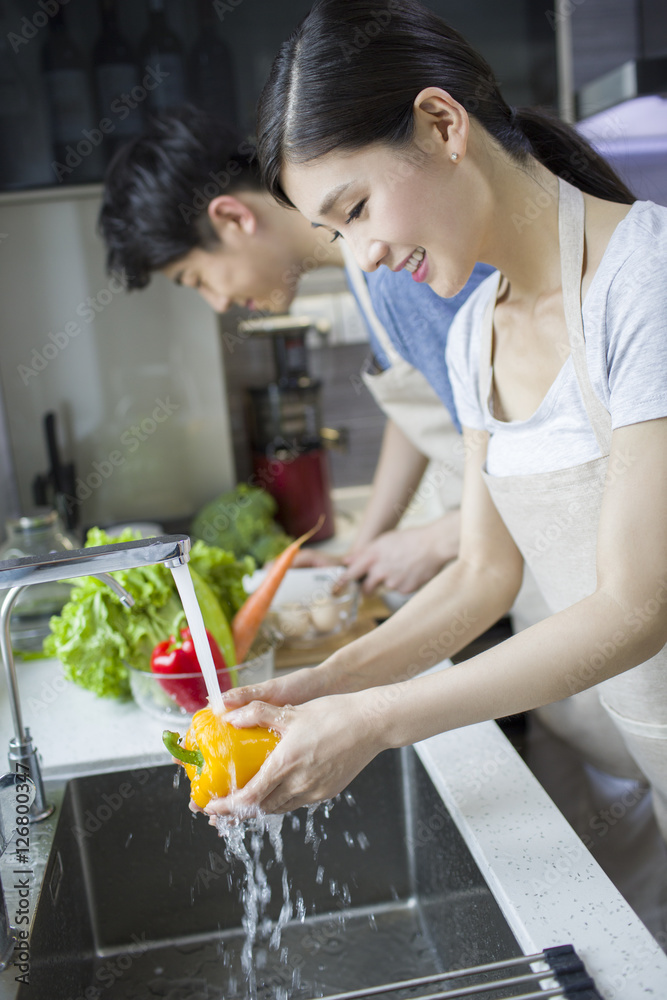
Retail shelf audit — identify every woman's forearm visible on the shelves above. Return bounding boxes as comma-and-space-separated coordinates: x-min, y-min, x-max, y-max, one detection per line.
371, 586, 666, 751
322, 552, 519, 693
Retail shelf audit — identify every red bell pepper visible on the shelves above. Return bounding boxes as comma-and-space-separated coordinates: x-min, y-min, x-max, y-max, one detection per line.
150, 627, 232, 712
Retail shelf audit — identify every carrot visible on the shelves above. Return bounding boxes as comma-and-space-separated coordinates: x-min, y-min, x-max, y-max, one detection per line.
232, 515, 326, 663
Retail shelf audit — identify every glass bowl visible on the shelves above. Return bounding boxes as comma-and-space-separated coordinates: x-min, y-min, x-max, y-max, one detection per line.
245, 566, 360, 648
128, 644, 274, 724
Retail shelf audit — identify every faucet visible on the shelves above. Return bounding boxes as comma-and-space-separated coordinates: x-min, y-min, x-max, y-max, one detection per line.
0, 535, 191, 822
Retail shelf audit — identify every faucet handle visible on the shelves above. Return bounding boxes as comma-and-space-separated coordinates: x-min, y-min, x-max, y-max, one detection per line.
0, 773, 35, 856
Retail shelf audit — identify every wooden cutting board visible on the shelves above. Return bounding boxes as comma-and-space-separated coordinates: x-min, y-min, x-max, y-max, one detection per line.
274, 593, 390, 670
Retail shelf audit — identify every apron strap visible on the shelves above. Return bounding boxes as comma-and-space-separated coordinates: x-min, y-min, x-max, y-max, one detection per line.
477, 179, 612, 457
477, 272, 502, 408
341, 241, 401, 365
558, 177, 612, 455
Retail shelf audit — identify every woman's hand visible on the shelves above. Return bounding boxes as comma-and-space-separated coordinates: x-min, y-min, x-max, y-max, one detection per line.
221, 661, 332, 712
340, 514, 460, 594
205, 690, 386, 815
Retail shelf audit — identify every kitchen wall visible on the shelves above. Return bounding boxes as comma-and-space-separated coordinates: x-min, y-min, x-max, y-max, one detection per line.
0, 185, 235, 533
0, 389, 20, 544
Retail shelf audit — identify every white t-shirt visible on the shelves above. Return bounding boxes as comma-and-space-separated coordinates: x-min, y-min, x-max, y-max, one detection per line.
445, 200, 667, 476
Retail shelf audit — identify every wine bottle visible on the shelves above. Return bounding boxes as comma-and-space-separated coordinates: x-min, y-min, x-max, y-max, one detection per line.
94, 0, 142, 162
188, 0, 238, 125
141, 0, 187, 115
41, 7, 100, 183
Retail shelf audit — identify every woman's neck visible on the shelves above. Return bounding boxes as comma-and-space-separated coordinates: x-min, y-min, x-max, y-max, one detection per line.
478, 154, 563, 302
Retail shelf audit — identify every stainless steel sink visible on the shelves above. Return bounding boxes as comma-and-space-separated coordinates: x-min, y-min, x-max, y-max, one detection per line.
18, 748, 522, 999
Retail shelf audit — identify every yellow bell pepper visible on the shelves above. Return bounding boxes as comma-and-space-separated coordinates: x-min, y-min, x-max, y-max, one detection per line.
163, 706, 280, 810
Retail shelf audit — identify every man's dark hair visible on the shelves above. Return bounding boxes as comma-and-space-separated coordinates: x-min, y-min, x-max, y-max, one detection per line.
98, 105, 261, 289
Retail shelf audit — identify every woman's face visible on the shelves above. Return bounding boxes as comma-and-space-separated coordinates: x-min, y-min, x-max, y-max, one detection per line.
281, 138, 483, 299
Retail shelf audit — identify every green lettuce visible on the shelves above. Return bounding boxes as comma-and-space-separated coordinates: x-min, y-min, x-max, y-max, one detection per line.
44, 528, 250, 699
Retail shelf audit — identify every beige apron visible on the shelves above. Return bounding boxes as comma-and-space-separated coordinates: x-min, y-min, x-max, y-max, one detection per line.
344, 244, 548, 627
342, 241, 463, 513
480, 178, 667, 838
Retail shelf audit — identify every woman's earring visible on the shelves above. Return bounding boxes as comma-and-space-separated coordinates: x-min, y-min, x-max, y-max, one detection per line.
451, 152, 459, 162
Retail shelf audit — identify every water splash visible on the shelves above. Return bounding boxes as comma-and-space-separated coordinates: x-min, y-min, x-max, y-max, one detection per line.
206, 793, 365, 998
214, 812, 290, 995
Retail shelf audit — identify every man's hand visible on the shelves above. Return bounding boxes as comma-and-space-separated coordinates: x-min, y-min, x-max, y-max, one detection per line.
339, 513, 460, 594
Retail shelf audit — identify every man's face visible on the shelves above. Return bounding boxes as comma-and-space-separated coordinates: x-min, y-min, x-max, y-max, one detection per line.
161, 210, 303, 314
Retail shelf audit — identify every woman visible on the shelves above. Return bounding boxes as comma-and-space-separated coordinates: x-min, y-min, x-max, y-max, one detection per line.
212, 0, 667, 856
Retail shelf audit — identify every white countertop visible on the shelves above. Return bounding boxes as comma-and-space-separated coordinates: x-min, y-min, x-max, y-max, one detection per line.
1, 656, 171, 778
417, 716, 667, 998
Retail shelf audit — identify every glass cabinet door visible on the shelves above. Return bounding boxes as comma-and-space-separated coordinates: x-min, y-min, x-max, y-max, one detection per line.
0, 0, 556, 193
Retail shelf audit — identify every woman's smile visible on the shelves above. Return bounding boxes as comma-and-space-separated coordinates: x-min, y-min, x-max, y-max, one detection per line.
402, 247, 428, 280
281, 141, 477, 298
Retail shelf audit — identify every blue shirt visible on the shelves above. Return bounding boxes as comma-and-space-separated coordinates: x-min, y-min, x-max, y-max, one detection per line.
347, 262, 495, 433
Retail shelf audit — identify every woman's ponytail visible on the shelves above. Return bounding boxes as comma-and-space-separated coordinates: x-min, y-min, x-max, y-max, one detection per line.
512, 106, 634, 204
